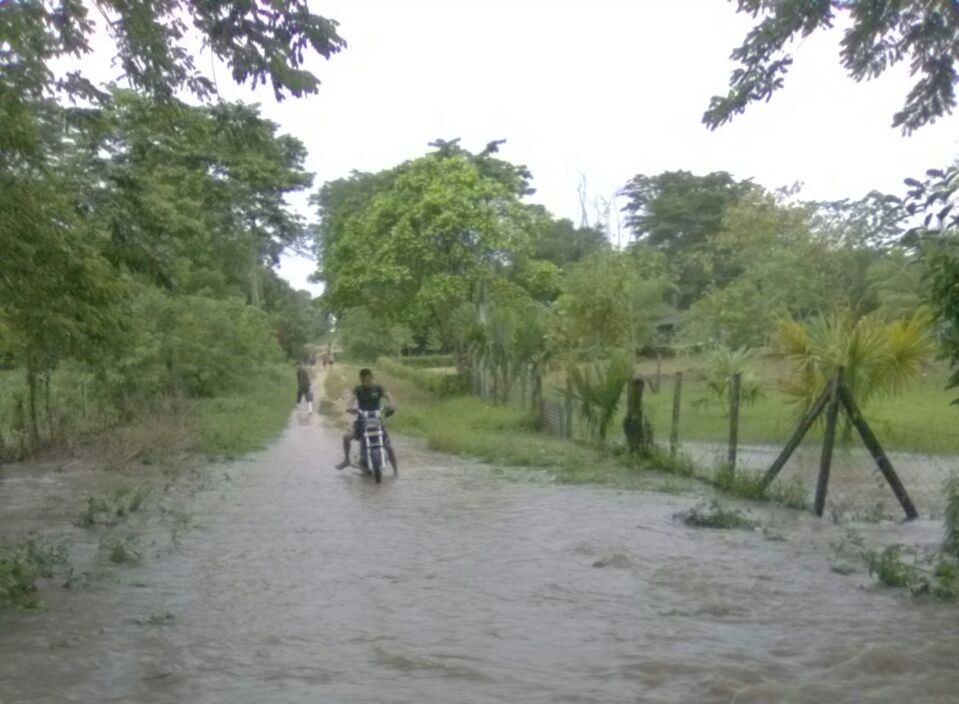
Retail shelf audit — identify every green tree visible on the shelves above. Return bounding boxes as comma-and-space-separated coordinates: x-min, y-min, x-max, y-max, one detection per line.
336, 307, 414, 361
531, 215, 608, 268
556, 248, 674, 353
619, 170, 754, 305
705, 1, 959, 133
317, 151, 544, 348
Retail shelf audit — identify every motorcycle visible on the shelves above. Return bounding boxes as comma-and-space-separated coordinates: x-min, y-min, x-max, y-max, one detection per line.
348, 408, 394, 483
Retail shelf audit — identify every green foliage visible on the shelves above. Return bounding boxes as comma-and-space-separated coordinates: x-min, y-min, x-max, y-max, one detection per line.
376, 358, 466, 397
557, 249, 673, 351
314, 144, 556, 352
564, 353, 633, 445
695, 346, 763, 411
866, 545, 916, 588
109, 290, 285, 402
1, 0, 344, 113
714, 466, 766, 501
372, 365, 668, 489
337, 307, 415, 362
1, 14, 326, 456
78, 486, 151, 528
531, 216, 609, 267
771, 309, 935, 411
194, 363, 293, 458
676, 500, 757, 530
862, 545, 958, 600
396, 354, 456, 369
0, 536, 69, 610
918, 230, 959, 403
705, 2, 959, 134
619, 171, 754, 304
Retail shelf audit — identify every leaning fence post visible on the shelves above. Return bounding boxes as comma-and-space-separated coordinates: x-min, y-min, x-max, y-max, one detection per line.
670, 372, 682, 458
564, 375, 574, 439
727, 372, 742, 472
814, 368, 843, 517
838, 384, 919, 521
761, 382, 832, 488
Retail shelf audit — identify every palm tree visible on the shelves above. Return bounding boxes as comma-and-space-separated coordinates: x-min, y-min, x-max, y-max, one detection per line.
770, 308, 935, 412
564, 352, 633, 445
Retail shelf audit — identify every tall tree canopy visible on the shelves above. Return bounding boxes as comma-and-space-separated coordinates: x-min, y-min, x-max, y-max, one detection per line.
316, 150, 544, 347
619, 170, 754, 305
705, 0, 959, 133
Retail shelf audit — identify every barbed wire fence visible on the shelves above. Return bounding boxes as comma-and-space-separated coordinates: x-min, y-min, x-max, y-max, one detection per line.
464, 360, 958, 520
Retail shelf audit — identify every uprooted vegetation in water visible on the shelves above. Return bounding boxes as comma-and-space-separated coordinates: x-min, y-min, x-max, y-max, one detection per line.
675, 500, 758, 530
100, 534, 144, 565
0, 535, 70, 610
864, 545, 959, 601
77, 485, 151, 527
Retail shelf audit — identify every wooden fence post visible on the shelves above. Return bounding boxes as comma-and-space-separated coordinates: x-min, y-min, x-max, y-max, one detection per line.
623, 375, 652, 455
838, 384, 919, 520
727, 372, 742, 472
814, 368, 843, 517
761, 382, 832, 488
564, 375, 574, 439
655, 353, 662, 392
670, 371, 682, 458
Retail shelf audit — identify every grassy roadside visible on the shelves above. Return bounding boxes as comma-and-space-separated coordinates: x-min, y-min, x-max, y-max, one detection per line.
194, 363, 295, 458
324, 363, 698, 493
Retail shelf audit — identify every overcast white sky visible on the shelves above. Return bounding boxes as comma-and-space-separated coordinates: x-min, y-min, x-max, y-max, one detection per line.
92, 0, 959, 294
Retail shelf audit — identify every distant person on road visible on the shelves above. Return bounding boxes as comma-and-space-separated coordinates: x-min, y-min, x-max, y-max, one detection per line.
336, 368, 398, 473
296, 362, 313, 414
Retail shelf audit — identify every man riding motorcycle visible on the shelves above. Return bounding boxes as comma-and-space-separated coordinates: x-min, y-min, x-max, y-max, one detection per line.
335, 368, 398, 475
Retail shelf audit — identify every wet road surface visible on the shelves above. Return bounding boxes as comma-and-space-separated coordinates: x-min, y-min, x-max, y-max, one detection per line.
1, 407, 958, 703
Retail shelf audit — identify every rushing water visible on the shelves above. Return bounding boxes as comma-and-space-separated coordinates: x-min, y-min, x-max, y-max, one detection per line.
1, 408, 957, 704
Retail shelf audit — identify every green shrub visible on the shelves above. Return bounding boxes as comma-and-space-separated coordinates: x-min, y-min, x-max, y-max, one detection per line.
714, 466, 767, 500
396, 354, 455, 369
377, 357, 467, 396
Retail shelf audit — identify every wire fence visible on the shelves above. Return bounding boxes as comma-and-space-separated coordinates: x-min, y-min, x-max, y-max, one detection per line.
465, 362, 959, 520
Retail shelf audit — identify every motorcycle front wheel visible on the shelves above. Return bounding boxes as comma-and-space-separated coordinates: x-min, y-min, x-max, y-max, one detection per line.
370, 447, 383, 483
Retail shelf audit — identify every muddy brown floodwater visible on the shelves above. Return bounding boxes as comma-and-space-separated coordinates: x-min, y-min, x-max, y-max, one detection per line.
1, 406, 958, 704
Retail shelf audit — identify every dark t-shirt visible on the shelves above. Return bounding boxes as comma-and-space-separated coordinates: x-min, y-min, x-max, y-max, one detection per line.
354, 384, 386, 411
297, 367, 311, 390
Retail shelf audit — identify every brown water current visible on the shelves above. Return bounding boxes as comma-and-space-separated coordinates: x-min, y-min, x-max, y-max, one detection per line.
1, 410, 958, 704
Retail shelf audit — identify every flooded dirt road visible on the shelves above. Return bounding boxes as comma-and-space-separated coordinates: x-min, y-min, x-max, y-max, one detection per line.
1, 408, 958, 703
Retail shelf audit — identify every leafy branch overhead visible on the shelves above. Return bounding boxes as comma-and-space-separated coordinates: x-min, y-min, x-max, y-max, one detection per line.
705, 1, 959, 133
2, 0, 346, 103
